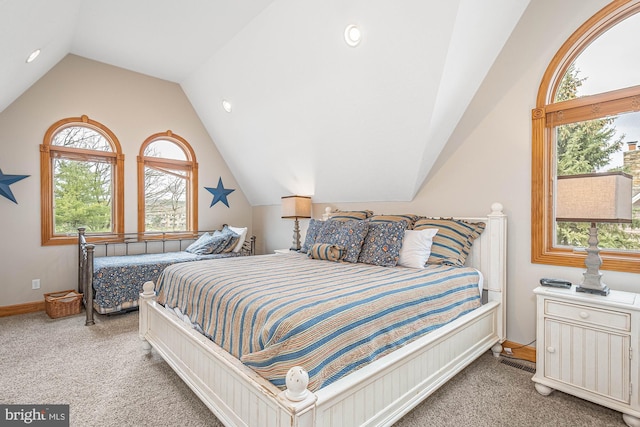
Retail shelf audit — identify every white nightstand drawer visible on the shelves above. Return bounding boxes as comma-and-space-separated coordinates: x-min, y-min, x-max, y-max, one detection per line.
545, 300, 630, 332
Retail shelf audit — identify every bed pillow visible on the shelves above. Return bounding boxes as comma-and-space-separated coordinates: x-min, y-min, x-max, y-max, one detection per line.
218, 226, 241, 254
357, 221, 407, 267
413, 218, 485, 267
185, 228, 238, 255
397, 228, 439, 269
368, 214, 419, 229
300, 219, 326, 254
185, 232, 217, 255
227, 225, 248, 253
308, 243, 346, 262
329, 210, 373, 221
315, 219, 369, 263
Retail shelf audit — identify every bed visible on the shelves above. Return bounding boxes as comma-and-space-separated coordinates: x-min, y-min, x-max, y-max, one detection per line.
139, 203, 507, 426
78, 226, 255, 326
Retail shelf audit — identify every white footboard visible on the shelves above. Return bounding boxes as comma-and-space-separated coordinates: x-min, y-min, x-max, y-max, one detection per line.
139, 203, 507, 427
140, 287, 501, 427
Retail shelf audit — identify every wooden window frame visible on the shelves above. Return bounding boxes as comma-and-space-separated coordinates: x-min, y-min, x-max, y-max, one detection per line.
40, 115, 124, 246
137, 130, 198, 236
532, 0, 640, 272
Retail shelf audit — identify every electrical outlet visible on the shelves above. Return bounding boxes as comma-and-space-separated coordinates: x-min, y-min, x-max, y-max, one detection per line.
32, 279, 40, 290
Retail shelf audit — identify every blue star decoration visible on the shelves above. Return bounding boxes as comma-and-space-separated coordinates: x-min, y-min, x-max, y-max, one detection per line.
205, 177, 235, 208
0, 168, 29, 204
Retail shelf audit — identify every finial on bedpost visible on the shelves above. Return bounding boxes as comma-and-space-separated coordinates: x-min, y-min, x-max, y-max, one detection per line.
322, 207, 332, 221
285, 366, 310, 401
490, 202, 504, 216
141, 281, 156, 298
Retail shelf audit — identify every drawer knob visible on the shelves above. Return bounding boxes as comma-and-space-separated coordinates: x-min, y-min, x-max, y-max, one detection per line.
579, 311, 589, 319
547, 346, 555, 353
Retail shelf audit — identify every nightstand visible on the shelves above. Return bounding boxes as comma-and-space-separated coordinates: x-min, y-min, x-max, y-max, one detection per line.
532, 286, 640, 426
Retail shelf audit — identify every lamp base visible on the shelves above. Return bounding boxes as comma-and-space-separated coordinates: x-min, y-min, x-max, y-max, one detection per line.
576, 285, 610, 296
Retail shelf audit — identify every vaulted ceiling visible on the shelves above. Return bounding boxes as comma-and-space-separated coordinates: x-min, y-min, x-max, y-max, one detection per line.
1, 0, 530, 205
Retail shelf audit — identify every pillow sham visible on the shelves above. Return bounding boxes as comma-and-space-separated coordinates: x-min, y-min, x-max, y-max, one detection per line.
413, 218, 485, 267
329, 210, 373, 221
218, 226, 241, 254
300, 219, 326, 254
368, 214, 419, 229
397, 228, 438, 269
185, 232, 217, 255
315, 219, 369, 263
358, 221, 407, 267
227, 225, 248, 253
185, 228, 239, 255
308, 243, 346, 262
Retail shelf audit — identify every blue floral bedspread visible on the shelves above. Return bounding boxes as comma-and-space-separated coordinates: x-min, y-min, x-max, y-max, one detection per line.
92, 251, 241, 314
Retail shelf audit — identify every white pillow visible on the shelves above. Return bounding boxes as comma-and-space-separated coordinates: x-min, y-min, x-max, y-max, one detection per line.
228, 225, 248, 253
398, 228, 438, 269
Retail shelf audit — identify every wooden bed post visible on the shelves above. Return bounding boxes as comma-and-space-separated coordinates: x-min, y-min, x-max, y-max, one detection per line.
139, 281, 156, 351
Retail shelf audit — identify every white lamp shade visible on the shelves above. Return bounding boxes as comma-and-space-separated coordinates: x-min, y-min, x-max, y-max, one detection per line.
281, 195, 311, 219
556, 172, 633, 223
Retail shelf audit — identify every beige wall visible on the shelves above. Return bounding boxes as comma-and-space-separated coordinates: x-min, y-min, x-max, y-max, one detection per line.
0, 55, 251, 307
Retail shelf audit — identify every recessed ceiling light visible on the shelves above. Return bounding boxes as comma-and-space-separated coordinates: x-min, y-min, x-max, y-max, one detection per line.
222, 99, 232, 113
26, 49, 41, 63
344, 25, 361, 47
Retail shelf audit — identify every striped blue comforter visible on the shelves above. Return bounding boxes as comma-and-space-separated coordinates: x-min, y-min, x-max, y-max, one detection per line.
156, 253, 481, 392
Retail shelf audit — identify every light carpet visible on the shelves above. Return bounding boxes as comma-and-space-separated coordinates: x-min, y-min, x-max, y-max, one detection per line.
0, 311, 625, 426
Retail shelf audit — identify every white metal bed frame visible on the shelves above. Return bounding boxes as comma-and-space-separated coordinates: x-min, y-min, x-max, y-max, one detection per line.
139, 203, 507, 426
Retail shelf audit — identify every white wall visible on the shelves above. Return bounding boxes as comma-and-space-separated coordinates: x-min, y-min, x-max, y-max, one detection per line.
0, 55, 251, 306
256, 0, 636, 346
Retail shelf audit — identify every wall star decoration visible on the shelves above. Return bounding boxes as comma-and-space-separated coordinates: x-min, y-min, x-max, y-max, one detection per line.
0, 168, 29, 204
205, 177, 235, 208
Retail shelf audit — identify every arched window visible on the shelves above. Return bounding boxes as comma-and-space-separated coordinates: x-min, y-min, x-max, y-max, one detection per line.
40, 115, 124, 245
532, 1, 640, 272
137, 131, 198, 233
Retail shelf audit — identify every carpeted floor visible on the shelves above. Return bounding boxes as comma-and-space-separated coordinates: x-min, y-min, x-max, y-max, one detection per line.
0, 311, 626, 426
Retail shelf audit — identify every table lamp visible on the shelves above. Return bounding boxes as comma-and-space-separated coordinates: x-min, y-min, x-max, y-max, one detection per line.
281, 195, 312, 251
555, 172, 633, 296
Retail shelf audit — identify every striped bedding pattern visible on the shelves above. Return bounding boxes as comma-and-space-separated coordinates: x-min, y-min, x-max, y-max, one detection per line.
156, 253, 482, 392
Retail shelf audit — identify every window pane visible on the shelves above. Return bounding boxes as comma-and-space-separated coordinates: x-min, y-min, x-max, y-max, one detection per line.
554, 113, 640, 251
562, 12, 640, 99
144, 166, 187, 232
53, 158, 113, 233
52, 126, 112, 151
144, 139, 187, 160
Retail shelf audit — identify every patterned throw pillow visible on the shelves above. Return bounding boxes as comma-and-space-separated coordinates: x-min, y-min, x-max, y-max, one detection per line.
185, 228, 239, 255
185, 233, 217, 255
413, 218, 485, 267
329, 210, 373, 221
315, 219, 369, 263
368, 214, 419, 229
308, 243, 346, 262
218, 226, 240, 253
357, 221, 407, 267
300, 219, 326, 254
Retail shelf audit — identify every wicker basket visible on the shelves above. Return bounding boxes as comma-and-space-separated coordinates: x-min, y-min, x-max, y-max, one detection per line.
44, 290, 83, 319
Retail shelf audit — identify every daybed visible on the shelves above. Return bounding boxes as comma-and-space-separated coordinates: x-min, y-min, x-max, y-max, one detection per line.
78, 226, 255, 326
139, 203, 507, 426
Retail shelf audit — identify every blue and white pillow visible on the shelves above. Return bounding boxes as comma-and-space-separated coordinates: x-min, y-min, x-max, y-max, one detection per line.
357, 221, 407, 267
315, 219, 369, 263
300, 219, 326, 254
413, 218, 485, 267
